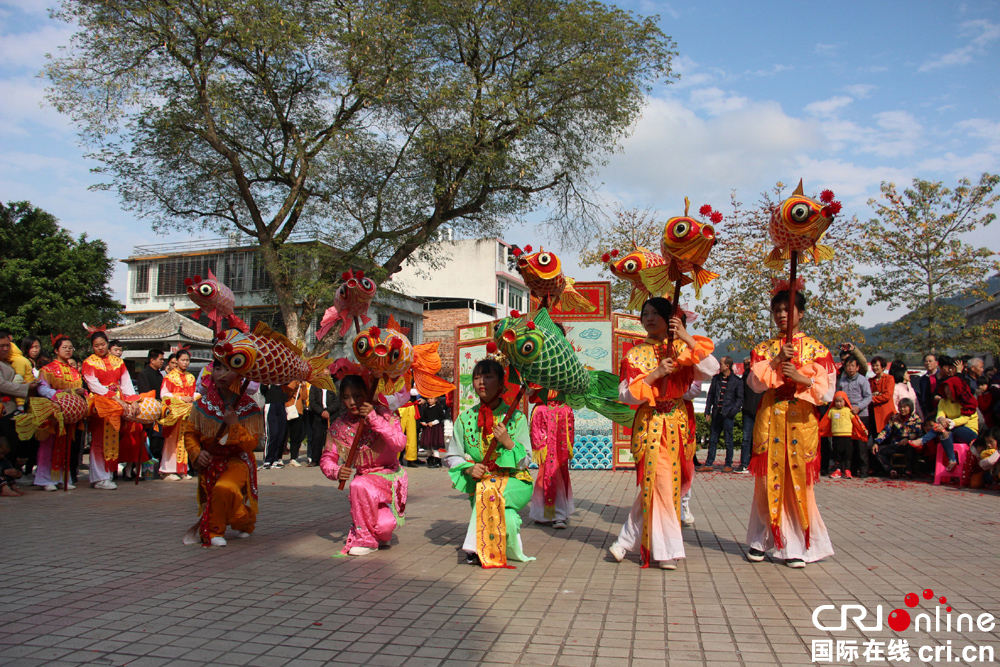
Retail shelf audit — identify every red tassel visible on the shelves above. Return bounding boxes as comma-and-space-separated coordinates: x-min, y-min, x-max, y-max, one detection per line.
639, 545, 650, 568
748, 452, 768, 477
805, 527, 811, 550
807, 454, 822, 485
771, 523, 784, 550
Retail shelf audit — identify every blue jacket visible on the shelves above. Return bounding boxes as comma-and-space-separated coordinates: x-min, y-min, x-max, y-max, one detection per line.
705, 371, 743, 420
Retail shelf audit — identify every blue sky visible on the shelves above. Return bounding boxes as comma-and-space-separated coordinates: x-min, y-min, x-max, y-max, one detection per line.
1, 0, 998, 327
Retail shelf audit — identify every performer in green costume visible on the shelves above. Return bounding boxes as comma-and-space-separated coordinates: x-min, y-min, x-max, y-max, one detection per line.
445, 358, 535, 568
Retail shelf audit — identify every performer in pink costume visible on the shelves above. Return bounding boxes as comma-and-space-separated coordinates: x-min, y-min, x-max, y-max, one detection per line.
528, 396, 575, 528
321, 374, 408, 556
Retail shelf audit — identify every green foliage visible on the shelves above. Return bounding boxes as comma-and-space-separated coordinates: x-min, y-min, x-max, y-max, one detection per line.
700, 184, 867, 353
693, 412, 746, 449
45, 0, 677, 343
861, 173, 1000, 354
0, 202, 122, 351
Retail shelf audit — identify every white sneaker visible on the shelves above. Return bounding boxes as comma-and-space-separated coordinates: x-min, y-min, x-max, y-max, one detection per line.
42, 484, 58, 492
93, 480, 117, 490
162, 474, 181, 481
659, 560, 678, 570
181, 474, 193, 480
608, 542, 626, 562
681, 514, 695, 527
235, 531, 252, 539
64, 483, 76, 490
272, 461, 284, 469
348, 546, 376, 556
552, 520, 567, 529
210, 537, 227, 547
288, 459, 302, 467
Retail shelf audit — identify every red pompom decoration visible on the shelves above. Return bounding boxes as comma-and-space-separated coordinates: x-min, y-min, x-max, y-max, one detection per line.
526, 321, 536, 330
193, 275, 202, 283
369, 327, 381, 338
511, 247, 522, 257
523, 244, 532, 253
699, 204, 713, 216
510, 310, 521, 318
611, 249, 619, 257
820, 189, 835, 204
829, 201, 842, 215
601, 253, 611, 263
184, 278, 193, 286
486, 341, 498, 354
356, 270, 364, 279
710, 211, 724, 224
341, 271, 351, 280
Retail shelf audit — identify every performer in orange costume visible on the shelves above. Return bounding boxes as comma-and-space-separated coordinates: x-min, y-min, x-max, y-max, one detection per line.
183, 362, 261, 547
160, 349, 197, 480
745, 287, 836, 567
81, 329, 143, 490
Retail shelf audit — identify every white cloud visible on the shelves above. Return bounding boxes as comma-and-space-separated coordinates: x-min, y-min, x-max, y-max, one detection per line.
601, 96, 821, 205
0, 23, 75, 71
0, 0, 56, 15
917, 152, 999, 176
843, 84, 876, 99
919, 19, 1000, 71
859, 111, 923, 158
670, 55, 726, 90
747, 64, 793, 77
805, 96, 854, 117
688, 87, 748, 116
815, 43, 838, 55
0, 77, 71, 136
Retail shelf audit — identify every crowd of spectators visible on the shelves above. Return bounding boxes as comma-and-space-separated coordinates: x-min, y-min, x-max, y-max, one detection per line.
700, 342, 1000, 489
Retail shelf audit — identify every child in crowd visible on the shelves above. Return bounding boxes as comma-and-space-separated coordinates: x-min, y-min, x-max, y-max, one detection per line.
822, 392, 855, 479
0, 438, 25, 497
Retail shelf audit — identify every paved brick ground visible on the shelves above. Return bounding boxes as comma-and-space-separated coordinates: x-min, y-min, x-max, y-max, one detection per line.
1, 457, 998, 667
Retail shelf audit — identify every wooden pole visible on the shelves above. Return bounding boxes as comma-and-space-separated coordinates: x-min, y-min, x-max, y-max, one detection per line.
785, 251, 799, 345
480, 384, 528, 465
63, 429, 70, 492
663, 278, 683, 355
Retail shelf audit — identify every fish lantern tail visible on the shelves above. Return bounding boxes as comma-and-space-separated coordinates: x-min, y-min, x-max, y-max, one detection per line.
626, 286, 647, 311
227, 313, 249, 333
556, 279, 597, 313
811, 244, 835, 263
764, 247, 788, 270
316, 306, 340, 341
306, 354, 337, 391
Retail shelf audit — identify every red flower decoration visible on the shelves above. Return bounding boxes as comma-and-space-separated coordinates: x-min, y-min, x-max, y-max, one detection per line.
485, 342, 497, 354
184, 278, 193, 286
610, 249, 619, 257
709, 211, 724, 224
829, 201, 842, 215
510, 310, 521, 318
341, 271, 351, 280
523, 244, 532, 253
601, 253, 611, 263
465, 352, 472, 359
356, 270, 364, 279
369, 327, 381, 338
193, 275, 202, 283
699, 204, 713, 216
820, 189, 835, 204
511, 247, 522, 257
526, 322, 536, 330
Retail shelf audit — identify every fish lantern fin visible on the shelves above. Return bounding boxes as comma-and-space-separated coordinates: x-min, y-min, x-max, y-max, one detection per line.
306, 354, 337, 391
191, 309, 202, 321
253, 321, 304, 354
207, 268, 217, 281
694, 267, 719, 290
793, 179, 804, 196
764, 247, 787, 270
227, 313, 249, 333
637, 264, 674, 297
626, 287, 647, 312
812, 244, 835, 263
530, 307, 564, 337
556, 279, 597, 313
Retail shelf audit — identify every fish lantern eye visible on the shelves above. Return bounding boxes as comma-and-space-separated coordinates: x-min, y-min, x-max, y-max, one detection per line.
355, 337, 370, 355
537, 253, 552, 266
789, 202, 812, 223
389, 348, 401, 363
701, 224, 715, 240
228, 353, 248, 369
623, 259, 638, 273
360, 278, 374, 290
519, 339, 536, 356
671, 220, 691, 239
198, 284, 213, 296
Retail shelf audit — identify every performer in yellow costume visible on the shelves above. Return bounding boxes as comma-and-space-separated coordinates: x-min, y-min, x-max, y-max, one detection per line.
745, 287, 836, 567
183, 362, 261, 547
608, 297, 716, 569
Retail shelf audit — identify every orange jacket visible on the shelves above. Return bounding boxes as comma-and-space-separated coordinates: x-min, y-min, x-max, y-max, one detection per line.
819, 391, 869, 440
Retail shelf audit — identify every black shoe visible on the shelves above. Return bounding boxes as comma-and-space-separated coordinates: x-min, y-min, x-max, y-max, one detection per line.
785, 558, 806, 569
465, 552, 481, 566
427, 458, 441, 468
747, 548, 765, 563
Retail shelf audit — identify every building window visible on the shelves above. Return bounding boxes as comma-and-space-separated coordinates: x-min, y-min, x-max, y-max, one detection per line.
226, 251, 271, 293
133, 262, 150, 295
508, 286, 524, 312
497, 279, 506, 305
400, 319, 415, 336
156, 256, 217, 296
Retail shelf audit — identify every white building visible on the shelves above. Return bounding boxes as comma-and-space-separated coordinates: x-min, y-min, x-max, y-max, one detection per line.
120, 237, 424, 347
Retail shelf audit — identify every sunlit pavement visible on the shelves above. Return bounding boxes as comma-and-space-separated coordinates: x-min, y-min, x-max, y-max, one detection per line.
1, 456, 998, 666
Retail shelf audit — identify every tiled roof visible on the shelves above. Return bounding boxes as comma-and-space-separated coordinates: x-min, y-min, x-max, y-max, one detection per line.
109, 304, 214, 343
